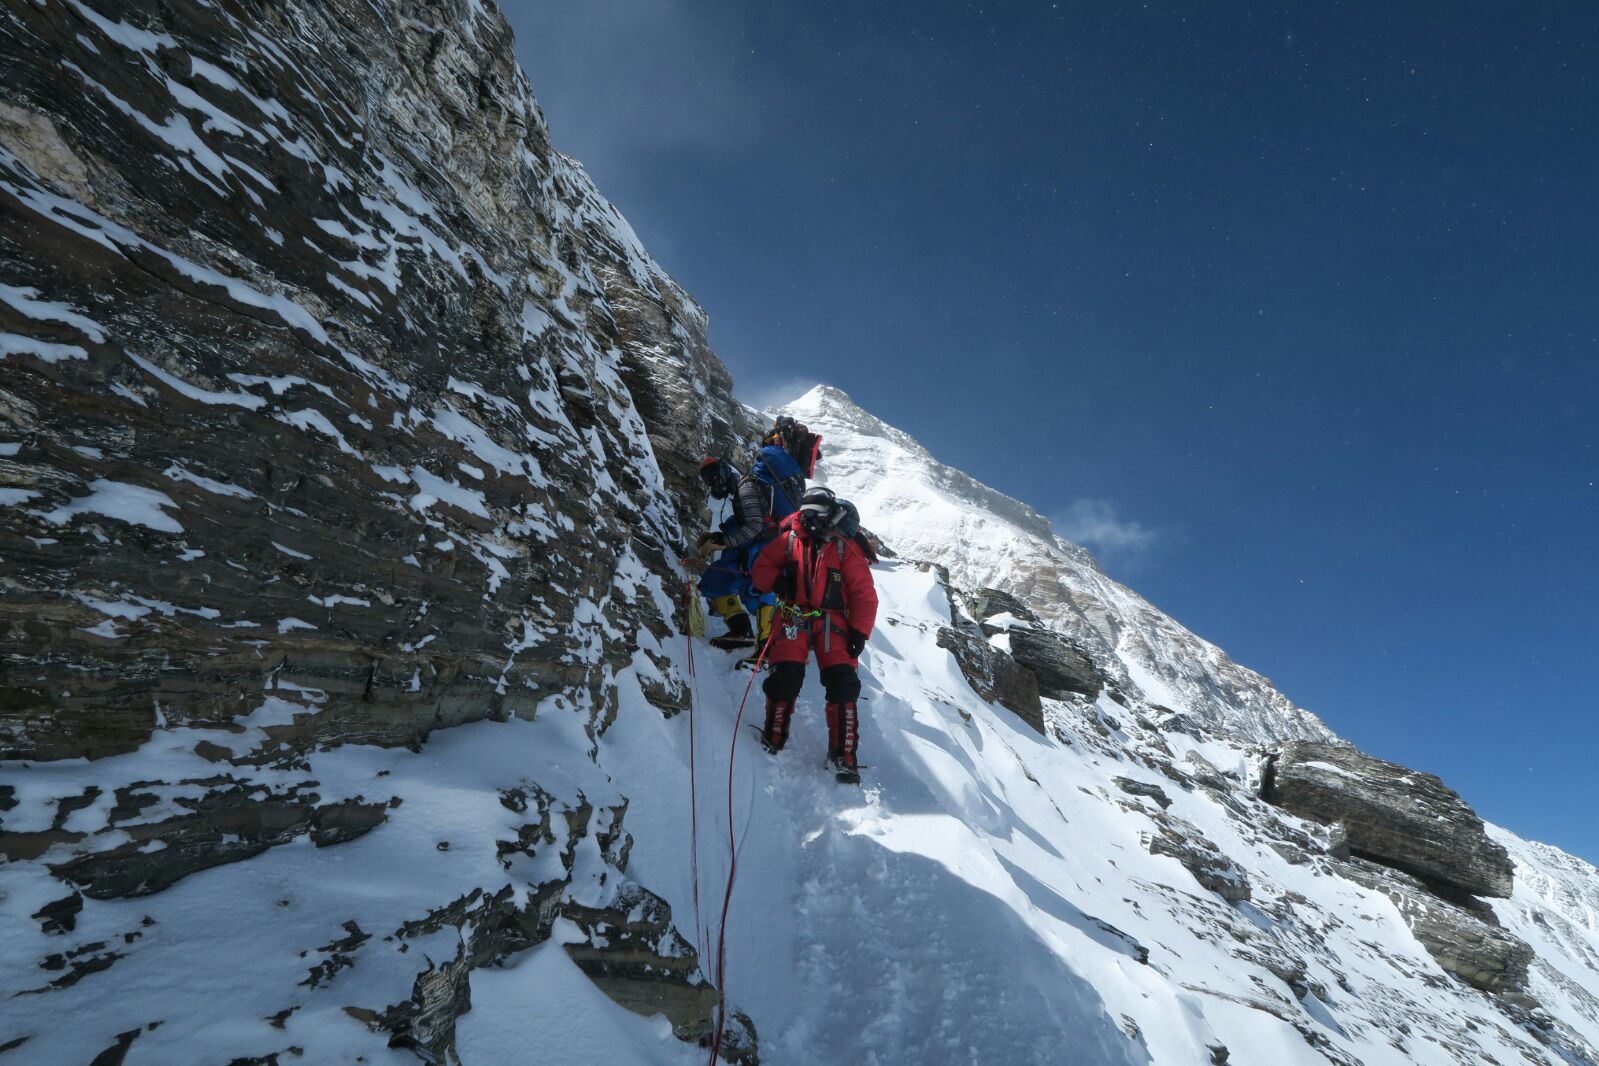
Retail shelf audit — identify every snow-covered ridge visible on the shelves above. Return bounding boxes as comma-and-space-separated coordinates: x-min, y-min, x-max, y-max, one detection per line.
1493, 828, 1599, 1040
781, 384, 1333, 745
5, 0, 1599, 1062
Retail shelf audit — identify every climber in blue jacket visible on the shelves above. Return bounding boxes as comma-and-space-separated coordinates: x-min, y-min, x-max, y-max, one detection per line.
693, 417, 821, 652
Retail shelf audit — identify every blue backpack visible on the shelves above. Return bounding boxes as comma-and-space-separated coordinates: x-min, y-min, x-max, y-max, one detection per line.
751, 444, 806, 522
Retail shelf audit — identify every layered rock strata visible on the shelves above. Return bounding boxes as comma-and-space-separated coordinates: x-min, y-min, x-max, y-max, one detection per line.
966, 587, 1105, 701
1, 0, 739, 1056
1265, 742, 1515, 899
1263, 741, 1534, 1001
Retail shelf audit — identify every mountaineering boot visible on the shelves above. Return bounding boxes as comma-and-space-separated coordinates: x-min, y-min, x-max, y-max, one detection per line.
824, 702, 843, 760
708, 610, 754, 650
709, 594, 744, 623
729, 604, 778, 666
760, 697, 795, 754
826, 701, 860, 784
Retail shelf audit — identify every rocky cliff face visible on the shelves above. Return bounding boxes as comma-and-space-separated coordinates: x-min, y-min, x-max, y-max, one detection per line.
0, 0, 742, 764
1266, 742, 1516, 899
1, 0, 751, 1060
6, 2, 1599, 1065
1262, 742, 1532, 1002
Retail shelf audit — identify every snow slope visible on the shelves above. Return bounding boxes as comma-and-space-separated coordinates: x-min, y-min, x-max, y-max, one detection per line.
668, 561, 1599, 1065
1492, 830, 1599, 1054
11, 505, 1598, 1063
0, 690, 704, 1064
6, 0, 1599, 1059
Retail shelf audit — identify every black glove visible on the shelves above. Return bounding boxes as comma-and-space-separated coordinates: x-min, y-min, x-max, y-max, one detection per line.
846, 629, 868, 658
696, 531, 726, 554
771, 568, 797, 602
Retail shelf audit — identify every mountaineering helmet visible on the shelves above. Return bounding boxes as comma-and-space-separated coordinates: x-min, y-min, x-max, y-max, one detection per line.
798, 485, 840, 536
699, 456, 740, 500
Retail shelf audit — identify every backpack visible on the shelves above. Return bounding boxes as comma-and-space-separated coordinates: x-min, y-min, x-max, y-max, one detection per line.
831, 497, 879, 564
832, 497, 861, 539
769, 416, 823, 478
699, 456, 741, 500
751, 444, 806, 522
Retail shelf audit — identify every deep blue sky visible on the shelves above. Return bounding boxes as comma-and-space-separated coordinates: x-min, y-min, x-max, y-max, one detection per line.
508, 2, 1599, 862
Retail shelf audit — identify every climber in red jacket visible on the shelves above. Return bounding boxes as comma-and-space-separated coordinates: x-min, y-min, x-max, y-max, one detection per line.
749, 486, 878, 783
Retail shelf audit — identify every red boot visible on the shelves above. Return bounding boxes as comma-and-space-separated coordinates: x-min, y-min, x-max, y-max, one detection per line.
825, 701, 860, 784
761, 698, 795, 754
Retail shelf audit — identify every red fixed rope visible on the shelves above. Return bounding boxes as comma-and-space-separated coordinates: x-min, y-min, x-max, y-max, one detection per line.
683, 578, 706, 967
707, 625, 778, 1065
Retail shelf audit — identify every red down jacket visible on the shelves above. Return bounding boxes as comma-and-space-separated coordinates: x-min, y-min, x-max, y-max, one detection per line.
751, 512, 879, 637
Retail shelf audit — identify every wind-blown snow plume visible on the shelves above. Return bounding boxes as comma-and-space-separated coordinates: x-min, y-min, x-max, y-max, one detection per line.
1052, 497, 1165, 570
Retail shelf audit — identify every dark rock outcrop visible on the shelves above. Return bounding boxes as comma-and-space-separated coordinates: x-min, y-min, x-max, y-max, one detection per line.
1261, 742, 1535, 1006
1, 0, 708, 766
1114, 777, 1173, 810
936, 625, 1045, 734
966, 587, 1041, 627
936, 577, 1114, 732
1005, 628, 1105, 701
1263, 742, 1515, 899
347, 791, 742, 1063
1141, 811, 1252, 903
0, 0, 742, 1056
925, 567, 1048, 733
1337, 857, 1535, 1003
564, 884, 757, 1060
44, 787, 388, 899
966, 587, 1104, 700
